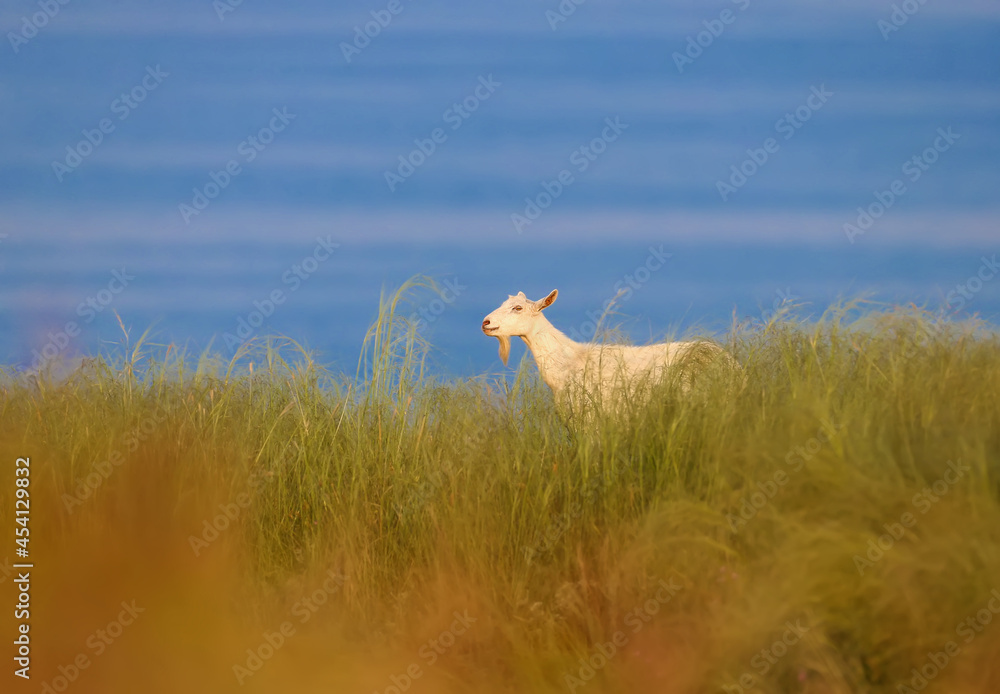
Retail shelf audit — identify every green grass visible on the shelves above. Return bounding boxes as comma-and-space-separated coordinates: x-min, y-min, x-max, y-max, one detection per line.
2, 287, 999, 694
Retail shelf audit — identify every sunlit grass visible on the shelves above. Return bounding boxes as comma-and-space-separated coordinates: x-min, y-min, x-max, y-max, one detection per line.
2, 288, 999, 693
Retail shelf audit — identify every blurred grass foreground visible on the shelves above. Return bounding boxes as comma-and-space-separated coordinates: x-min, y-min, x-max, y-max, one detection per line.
2, 284, 999, 694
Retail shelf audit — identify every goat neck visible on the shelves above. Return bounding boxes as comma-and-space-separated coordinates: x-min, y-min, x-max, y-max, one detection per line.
519, 314, 581, 392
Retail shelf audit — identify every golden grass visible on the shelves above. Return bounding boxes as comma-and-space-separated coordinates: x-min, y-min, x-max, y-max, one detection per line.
2, 289, 999, 694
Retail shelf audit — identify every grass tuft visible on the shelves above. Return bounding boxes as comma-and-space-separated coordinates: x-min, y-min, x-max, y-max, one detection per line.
2, 286, 999, 693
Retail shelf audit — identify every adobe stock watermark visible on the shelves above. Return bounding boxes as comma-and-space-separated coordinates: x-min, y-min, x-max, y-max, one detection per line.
721, 618, 811, 693
7, 0, 73, 54
384, 74, 501, 192
340, 0, 414, 62
39, 600, 144, 694
28, 268, 136, 375
371, 610, 477, 694
853, 459, 968, 575
407, 277, 466, 330
222, 235, 339, 353
844, 126, 961, 244
894, 587, 1000, 694
727, 419, 838, 533
716, 84, 833, 202
546, 0, 587, 30
751, 287, 799, 328
0, 556, 13, 584
524, 468, 627, 562
394, 470, 447, 522
672, 0, 751, 73
563, 576, 683, 692
189, 467, 276, 556
878, 0, 931, 40
233, 572, 347, 685
563, 244, 671, 342
179, 107, 296, 224
946, 255, 999, 315
895, 255, 997, 362
61, 405, 168, 513
52, 65, 169, 182
213, 0, 245, 21
890, 255, 994, 361
511, 116, 628, 234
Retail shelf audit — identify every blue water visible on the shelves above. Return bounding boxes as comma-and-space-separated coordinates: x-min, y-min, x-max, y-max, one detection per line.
1, 1, 998, 375
5, 239, 999, 376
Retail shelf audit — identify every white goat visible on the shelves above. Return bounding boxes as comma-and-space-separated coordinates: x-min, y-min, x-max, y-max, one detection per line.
482, 290, 736, 420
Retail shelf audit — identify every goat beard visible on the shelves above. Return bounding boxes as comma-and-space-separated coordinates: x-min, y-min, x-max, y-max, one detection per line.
496, 335, 510, 366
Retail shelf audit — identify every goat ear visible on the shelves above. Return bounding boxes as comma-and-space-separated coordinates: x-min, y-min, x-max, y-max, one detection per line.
536, 289, 558, 310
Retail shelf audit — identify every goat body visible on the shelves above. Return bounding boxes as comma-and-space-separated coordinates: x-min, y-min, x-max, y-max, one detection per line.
483, 290, 735, 420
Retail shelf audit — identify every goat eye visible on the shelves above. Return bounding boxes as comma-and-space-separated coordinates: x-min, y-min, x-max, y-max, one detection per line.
512, 306, 522, 312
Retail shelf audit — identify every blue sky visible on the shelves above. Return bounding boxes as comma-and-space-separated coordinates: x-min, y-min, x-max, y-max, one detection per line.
1, 0, 998, 372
